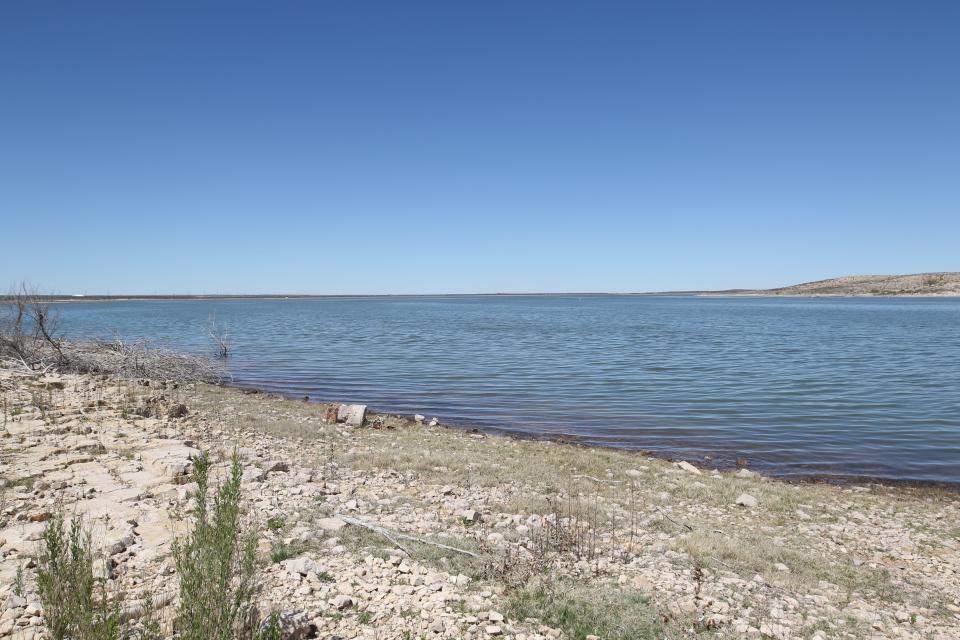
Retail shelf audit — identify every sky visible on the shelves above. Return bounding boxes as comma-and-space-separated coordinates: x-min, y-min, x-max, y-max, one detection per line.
1, 1, 958, 295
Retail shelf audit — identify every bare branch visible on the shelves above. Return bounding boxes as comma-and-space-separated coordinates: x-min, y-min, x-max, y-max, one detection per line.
206, 313, 230, 359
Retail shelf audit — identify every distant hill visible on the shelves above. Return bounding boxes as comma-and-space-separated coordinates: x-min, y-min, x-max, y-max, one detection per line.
733, 272, 960, 297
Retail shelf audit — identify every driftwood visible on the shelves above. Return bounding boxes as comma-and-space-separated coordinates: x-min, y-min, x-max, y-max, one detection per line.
65, 339, 226, 383
118, 590, 176, 622
3, 288, 224, 383
573, 474, 622, 484
336, 514, 481, 558
1, 337, 225, 384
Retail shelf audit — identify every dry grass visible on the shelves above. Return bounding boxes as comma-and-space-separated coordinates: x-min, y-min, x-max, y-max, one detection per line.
507, 578, 693, 640
677, 529, 897, 601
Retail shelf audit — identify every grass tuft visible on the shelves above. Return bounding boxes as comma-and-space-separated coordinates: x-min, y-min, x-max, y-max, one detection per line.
507, 580, 673, 640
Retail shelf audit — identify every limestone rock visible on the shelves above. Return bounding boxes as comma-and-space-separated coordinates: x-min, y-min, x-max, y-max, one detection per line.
263, 460, 289, 474
336, 404, 367, 426
317, 517, 347, 532
282, 557, 319, 576
261, 611, 316, 640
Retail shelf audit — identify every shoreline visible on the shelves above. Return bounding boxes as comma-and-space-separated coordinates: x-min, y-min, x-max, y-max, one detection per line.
236, 384, 960, 492
1, 368, 958, 639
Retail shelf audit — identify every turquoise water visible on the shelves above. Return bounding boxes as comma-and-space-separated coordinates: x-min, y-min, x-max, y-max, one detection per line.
54, 296, 960, 483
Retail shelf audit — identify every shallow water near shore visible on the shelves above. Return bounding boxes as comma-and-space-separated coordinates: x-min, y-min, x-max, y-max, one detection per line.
54, 295, 960, 483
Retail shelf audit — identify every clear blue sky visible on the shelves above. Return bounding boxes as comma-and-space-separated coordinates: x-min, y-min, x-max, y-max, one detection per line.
2, 1, 957, 294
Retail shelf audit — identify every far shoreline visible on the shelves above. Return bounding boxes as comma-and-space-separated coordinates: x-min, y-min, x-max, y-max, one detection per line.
12, 291, 960, 303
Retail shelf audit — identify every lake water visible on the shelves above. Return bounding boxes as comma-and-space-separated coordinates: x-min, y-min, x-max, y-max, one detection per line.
53, 296, 960, 484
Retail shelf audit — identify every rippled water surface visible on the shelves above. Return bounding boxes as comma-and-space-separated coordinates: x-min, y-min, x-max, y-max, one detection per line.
55, 296, 960, 483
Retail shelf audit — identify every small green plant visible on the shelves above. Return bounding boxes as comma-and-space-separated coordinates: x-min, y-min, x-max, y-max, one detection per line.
315, 570, 334, 583
269, 541, 302, 564
357, 610, 372, 625
36, 513, 126, 640
266, 515, 286, 532
13, 563, 24, 597
172, 450, 258, 640
257, 612, 282, 640
139, 594, 162, 640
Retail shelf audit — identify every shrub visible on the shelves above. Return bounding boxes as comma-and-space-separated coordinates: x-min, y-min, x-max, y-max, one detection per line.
34, 449, 278, 639
172, 449, 258, 640
36, 513, 125, 640
266, 515, 286, 532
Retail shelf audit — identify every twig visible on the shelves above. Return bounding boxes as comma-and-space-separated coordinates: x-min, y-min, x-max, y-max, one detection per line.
573, 474, 622, 484
336, 514, 480, 558
656, 508, 694, 532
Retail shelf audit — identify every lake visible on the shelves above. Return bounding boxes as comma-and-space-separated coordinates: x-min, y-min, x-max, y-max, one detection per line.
53, 296, 960, 484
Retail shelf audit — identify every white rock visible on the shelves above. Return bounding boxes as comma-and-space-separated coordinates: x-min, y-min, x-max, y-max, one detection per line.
336, 404, 367, 426
317, 517, 347, 532
487, 532, 506, 546
282, 557, 318, 576
735, 493, 758, 508
459, 509, 482, 523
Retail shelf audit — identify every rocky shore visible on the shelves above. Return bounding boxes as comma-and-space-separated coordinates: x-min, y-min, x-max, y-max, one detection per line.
1, 370, 958, 639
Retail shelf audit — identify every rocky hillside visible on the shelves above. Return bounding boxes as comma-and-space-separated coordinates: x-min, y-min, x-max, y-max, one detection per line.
742, 272, 960, 296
